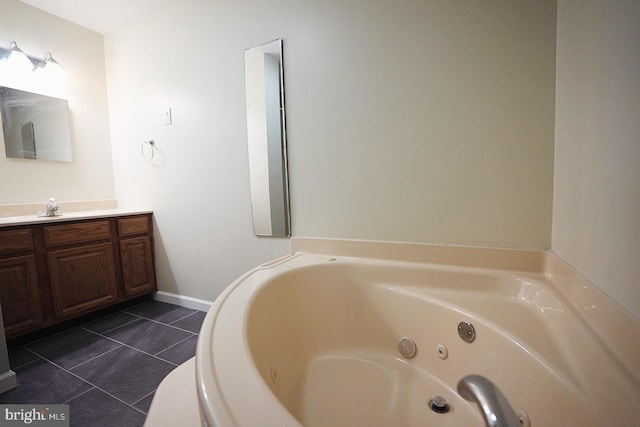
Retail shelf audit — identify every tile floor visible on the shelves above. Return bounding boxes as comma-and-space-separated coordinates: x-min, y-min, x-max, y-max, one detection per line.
0, 300, 207, 427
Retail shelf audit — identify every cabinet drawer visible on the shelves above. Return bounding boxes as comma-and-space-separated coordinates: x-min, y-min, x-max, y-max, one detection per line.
118, 216, 150, 237
0, 229, 34, 255
44, 220, 111, 247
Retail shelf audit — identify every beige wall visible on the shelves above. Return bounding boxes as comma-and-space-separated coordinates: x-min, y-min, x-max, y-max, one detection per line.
289, 1, 557, 249
553, 0, 640, 319
0, 0, 115, 209
105, 0, 557, 301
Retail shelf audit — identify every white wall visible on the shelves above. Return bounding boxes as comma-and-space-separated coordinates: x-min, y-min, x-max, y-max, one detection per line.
0, 0, 115, 207
105, 0, 557, 301
104, 1, 293, 301
553, 0, 640, 319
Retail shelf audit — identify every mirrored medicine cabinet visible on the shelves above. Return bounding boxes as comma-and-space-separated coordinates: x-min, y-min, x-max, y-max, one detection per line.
0, 86, 72, 161
244, 39, 290, 237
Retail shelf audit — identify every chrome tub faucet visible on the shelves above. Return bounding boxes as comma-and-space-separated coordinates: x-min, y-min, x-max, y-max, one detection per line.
457, 375, 521, 427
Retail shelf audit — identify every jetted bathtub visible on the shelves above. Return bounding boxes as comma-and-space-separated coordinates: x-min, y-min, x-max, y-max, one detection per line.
194, 238, 640, 427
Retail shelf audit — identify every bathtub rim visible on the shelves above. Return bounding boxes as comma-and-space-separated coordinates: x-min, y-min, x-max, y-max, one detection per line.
196, 238, 640, 426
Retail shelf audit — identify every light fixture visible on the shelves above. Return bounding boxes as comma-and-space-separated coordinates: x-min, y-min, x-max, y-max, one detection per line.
0, 41, 62, 71
43, 52, 59, 66
7, 41, 35, 71
10, 41, 25, 54
35, 52, 61, 70
0, 41, 65, 95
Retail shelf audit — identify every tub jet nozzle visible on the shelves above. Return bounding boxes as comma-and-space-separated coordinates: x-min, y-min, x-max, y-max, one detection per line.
398, 337, 417, 359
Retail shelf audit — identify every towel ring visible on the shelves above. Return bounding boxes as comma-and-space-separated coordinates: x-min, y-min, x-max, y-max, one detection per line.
141, 139, 155, 161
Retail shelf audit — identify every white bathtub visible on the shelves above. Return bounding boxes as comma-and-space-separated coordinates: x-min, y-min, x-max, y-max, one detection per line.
193, 239, 640, 427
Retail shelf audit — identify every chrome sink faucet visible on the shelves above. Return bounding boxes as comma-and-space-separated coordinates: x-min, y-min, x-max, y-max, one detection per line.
457, 375, 521, 427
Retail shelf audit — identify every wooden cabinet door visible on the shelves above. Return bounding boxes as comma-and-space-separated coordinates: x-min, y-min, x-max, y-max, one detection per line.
120, 237, 156, 296
0, 255, 42, 337
47, 243, 118, 319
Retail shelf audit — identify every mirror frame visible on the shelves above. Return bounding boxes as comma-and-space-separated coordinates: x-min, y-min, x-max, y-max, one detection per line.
244, 39, 290, 237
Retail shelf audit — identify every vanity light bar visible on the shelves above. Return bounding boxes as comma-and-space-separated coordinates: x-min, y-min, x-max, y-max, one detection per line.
0, 41, 61, 70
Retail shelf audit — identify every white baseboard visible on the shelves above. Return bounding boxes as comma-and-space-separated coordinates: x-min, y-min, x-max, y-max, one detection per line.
153, 291, 212, 312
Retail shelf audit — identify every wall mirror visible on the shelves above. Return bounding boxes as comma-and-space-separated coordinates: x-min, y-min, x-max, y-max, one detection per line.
0, 86, 72, 161
244, 39, 290, 237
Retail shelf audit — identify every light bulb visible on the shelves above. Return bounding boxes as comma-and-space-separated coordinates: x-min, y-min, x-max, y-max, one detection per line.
8, 41, 34, 72
1, 42, 34, 90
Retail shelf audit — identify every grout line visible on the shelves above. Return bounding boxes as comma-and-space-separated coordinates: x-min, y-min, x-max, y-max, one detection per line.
154, 334, 195, 356
10, 357, 40, 371
122, 302, 197, 320
131, 389, 156, 407
122, 314, 197, 332
66, 344, 123, 371
66, 380, 148, 416
19, 308, 144, 349
9, 347, 44, 370
118, 342, 180, 367
9, 302, 194, 420
36, 351, 152, 417
25, 328, 179, 375
81, 328, 180, 367
22, 325, 84, 347
63, 386, 96, 404
81, 385, 148, 417
88, 314, 144, 335
106, 314, 200, 336
169, 311, 198, 325
24, 331, 125, 371
25, 356, 101, 406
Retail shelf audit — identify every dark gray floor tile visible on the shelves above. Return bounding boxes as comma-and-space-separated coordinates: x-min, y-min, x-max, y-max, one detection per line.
104, 319, 193, 355
26, 328, 122, 369
156, 336, 198, 365
123, 300, 196, 324
68, 388, 146, 427
70, 346, 175, 405
133, 392, 155, 414
0, 359, 92, 404
170, 310, 206, 333
82, 311, 139, 334
8, 347, 41, 370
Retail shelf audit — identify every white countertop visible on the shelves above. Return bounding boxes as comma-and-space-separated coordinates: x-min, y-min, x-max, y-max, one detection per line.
0, 209, 153, 227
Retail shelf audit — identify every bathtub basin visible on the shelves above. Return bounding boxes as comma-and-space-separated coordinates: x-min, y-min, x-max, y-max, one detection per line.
195, 239, 640, 427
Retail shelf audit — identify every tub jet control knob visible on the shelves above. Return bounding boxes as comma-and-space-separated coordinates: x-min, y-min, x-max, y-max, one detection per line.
429, 395, 449, 414
458, 321, 476, 343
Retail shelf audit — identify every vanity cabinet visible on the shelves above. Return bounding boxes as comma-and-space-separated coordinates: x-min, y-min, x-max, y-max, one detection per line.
0, 229, 42, 336
45, 220, 119, 319
117, 216, 156, 297
0, 213, 156, 338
